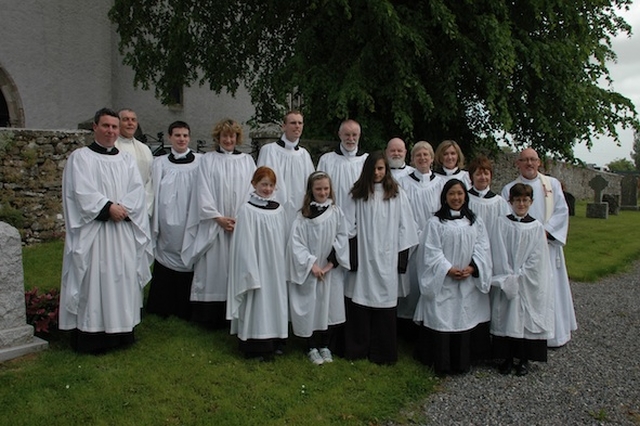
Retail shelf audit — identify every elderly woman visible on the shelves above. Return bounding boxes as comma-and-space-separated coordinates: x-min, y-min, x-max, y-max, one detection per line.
182, 118, 256, 328
433, 140, 471, 189
396, 141, 444, 338
414, 179, 491, 375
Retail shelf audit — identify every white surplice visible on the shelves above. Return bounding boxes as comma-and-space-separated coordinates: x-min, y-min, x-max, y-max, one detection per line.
227, 199, 289, 340
414, 216, 491, 332
257, 142, 315, 222
151, 153, 200, 272
286, 206, 350, 337
490, 216, 554, 340
345, 184, 419, 308
468, 190, 511, 239
182, 151, 256, 302
115, 136, 154, 216
60, 147, 152, 333
502, 174, 577, 347
396, 172, 444, 318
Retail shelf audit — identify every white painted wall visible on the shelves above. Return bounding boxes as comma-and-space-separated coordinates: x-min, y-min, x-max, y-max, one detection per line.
0, 0, 254, 143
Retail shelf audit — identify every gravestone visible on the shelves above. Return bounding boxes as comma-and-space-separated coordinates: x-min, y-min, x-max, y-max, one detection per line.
620, 175, 639, 211
0, 222, 48, 361
586, 175, 608, 219
602, 194, 620, 215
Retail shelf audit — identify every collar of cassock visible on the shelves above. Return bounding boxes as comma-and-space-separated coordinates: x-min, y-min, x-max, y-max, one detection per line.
276, 135, 300, 150
409, 171, 435, 182
216, 146, 241, 155
507, 213, 535, 223
311, 199, 333, 208
89, 141, 119, 155
169, 149, 195, 164
442, 166, 462, 176
334, 144, 365, 157
468, 187, 497, 198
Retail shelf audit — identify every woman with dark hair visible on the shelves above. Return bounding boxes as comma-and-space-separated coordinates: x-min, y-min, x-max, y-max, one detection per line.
343, 151, 418, 364
414, 179, 491, 374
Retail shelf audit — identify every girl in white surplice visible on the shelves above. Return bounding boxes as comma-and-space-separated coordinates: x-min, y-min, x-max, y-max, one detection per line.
286, 171, 350, 365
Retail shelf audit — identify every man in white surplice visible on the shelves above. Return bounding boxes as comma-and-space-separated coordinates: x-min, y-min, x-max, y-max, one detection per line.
501, 148, 577, 347
60, 108, 152, 353
256, 110, 315, 222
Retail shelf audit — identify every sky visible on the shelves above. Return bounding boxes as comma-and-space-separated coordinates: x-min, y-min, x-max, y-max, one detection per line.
572, 2, 640, 166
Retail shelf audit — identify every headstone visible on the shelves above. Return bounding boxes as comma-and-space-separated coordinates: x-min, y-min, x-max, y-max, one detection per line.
620, 175, 639, 211
563, 191, 576, 216
602, 194, 620, 215
0, 222, 48, 362
586, 176, 609, 219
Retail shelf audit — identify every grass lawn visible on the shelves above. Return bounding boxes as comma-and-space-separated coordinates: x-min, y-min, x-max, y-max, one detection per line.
7, 201, 640, 424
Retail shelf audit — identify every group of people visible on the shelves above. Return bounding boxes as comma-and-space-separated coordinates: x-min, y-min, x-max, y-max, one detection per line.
60, 108, 577, 377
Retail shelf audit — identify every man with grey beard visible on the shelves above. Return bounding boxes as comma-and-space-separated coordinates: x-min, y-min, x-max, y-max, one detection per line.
385, 138, 414, 182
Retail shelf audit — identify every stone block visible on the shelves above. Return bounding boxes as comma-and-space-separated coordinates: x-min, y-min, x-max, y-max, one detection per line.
586, 203, 609, 219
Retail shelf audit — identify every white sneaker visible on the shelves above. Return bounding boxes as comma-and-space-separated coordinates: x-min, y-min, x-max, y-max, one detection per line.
319, 347, 333, 363
307, 348, 324, 365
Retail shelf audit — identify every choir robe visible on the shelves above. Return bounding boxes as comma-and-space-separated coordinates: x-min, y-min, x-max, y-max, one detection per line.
257, 141, 315, 222
146, 151, 200, 319
60, 145, 151, 340
286, 205, 350, 337
468, 188, 511, 238
502, 174, 577, 347
115, 136, 154, 216
182, 150, 256, 308
390, 165, 415, 182
414, 216, 492, 332
433, 167, 472, 189
413, 215, 492, 372
345, 184, 419, 308
490, 215, 554, 343
227, 196, 288, 342
317, 147, 368, 226
396, 171, 444, 319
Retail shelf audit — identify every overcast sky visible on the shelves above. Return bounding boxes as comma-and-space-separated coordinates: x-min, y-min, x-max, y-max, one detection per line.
573, 2, 640, 166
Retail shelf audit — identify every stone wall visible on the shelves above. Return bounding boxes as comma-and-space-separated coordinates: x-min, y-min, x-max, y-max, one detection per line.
0, 129, 91, 244
0, 128, 625, 244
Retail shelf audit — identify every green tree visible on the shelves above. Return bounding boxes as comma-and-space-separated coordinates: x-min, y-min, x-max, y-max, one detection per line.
606, 157, 635, 172
109, 0, 639, 157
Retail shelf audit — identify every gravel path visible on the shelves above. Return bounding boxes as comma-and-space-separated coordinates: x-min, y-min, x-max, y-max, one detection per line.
409, 262, 640, 425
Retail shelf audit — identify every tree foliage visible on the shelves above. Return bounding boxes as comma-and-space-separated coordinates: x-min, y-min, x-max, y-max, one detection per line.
606, 157, 635, 172
109, 0, 639, 158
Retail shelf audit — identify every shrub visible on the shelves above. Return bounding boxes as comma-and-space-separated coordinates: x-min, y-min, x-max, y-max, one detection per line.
25, 287, 60, 334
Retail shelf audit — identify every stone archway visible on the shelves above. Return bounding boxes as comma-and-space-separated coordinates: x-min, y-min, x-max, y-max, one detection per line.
0, 64, 25, 127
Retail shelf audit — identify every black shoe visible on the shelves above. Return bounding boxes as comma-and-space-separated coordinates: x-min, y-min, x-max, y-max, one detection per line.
498, 359, 513, 375
515, 361, 529, 376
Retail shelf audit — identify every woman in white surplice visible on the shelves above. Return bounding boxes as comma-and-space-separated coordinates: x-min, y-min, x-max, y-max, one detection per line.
414, 179, 492, 374
286, 171, 350, 365
182, 119, 256, 328
227, 167, 288, 361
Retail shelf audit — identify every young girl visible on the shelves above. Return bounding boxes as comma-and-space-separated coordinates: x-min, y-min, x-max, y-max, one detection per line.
433, 140, 472, 189
344, 151, 418, 364
226, 166, 288, 361
414, 179, 491, 374
287, 171, 350, 365
490, 183, 554, 376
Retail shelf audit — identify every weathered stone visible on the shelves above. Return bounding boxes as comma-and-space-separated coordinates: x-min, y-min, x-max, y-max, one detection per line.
586, 203, 609, 219
620, 175, 638, 207
0, 221, 49, 361
602, 194, 620, 215
589, 175, 608, 203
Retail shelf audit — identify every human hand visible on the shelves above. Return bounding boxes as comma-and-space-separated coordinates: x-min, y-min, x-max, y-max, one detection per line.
311, 263, 324, 280
109, 203, 129, 222
215, 216, 236, 232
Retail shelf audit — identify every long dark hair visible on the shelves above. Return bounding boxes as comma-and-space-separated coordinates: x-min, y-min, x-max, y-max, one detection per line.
350, 151, 398, 201
434, 178, 476, 224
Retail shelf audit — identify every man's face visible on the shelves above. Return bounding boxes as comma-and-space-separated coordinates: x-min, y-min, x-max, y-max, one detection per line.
169, 127, 190, 154
93, 115, 120, 147
339, 122, 361, 152
385, 138, 406, 168
517, 148, 540, 180
119, 110, 138, 139
282, 113, 304, 141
